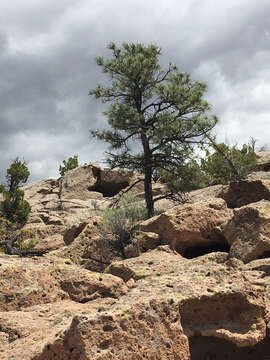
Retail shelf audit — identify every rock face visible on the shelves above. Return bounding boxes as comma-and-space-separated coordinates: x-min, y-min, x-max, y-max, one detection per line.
20, 165, 138, 253
256, 151, 270, 171
2, 156, 270, 359
224, 200, 270, 263
1, 248, 269, 360
139, 198, 232, 255
219, 178, 270, 208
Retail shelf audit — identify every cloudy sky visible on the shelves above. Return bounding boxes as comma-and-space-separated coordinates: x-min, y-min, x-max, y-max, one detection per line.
0, 0, 270, 184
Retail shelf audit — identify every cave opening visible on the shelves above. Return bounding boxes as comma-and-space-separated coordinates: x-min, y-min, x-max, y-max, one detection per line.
88, 180, 130, 197
189, 335, 270, 360
258, 250, 270, 259
183, 243, 230, 259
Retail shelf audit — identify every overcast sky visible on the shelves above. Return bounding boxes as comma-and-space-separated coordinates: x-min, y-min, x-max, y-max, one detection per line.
0, 0, 270, 184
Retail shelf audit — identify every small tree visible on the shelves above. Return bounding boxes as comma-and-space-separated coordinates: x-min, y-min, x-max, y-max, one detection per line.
201, 142, 258, 185
0, 158, 30, 225
59, 155, 79, 176
0, 159, 31, 254
90, 43, 217, 217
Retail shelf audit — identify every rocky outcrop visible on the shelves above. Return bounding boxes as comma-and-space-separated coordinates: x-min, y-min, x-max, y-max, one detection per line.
2, 156, 270, 359
139, 198, 232, 255
17, 165, 139, 253
224, 200, 270, 263
219, 178, 270, 208
53, 217, 123, 273
256, 151, 270, 171
0, 254, 126, 312
2, 247, 269, 359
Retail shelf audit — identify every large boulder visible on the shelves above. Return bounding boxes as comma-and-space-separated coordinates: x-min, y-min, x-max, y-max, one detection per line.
219, 178, 270, 208
256, 151, 270, 171
60, 164, 132, 200
0, 247, 269, 359
224, 199, 270, 263
53, 217, 123, 273
139, 198, 233, 255
0, 254, 126, 312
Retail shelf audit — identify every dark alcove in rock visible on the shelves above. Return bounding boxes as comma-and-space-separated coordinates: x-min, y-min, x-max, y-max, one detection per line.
258, 250, 270, 259
189, 335, 270, 360
183, 243, 230, 259
89, 166, 130, 197
88, 180, 129, 197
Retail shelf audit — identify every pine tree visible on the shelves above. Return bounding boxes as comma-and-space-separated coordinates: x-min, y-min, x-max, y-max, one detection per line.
90, 43, 217, 217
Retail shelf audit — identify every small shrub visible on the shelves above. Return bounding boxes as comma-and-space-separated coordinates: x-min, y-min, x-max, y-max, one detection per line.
59, 155, 79, 176
201, 142, 258, 185
0, 158, 32, 254
0, 158, 31, 227
0, 217, 37, 253
97, 192, 147, 256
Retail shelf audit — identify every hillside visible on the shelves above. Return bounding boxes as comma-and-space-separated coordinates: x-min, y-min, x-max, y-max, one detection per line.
1, 153, 270, 359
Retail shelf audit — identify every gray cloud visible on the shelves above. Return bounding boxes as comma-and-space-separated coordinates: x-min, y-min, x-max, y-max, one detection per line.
0, 0, 270, 184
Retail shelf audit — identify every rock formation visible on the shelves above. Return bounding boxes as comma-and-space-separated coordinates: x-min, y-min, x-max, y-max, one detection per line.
1, 152, 270, 359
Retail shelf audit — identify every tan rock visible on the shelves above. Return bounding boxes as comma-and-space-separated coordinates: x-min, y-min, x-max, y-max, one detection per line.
107, 248, 266, 348
247, 171, 270, 181
0, 254, 126, 312
0, 255, 67, 311
224, 200, 270, 263
219, 178, 270, 208
24, 224, 66, 252
134, 231, 161, 251
256, 151, 270, 171
189, 184, 226, 203
60, 165, 98, 201
60, 164, 133, 201
139, 198, 232, 254
54, 217, 122, 273
0, 247, 269, 359
63, 222, 87, 245
59, 267, 127, 302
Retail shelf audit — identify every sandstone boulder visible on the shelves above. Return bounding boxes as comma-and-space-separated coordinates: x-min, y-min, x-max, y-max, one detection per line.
189, 184, 225, 203
256, 151, 270, 171
54, 217, 122, 272
139, 198, 232, 255
36, 248, 267, 359
0, 254, 126, 312
60, 164, 132, 200
224, 200, 270, 263
23, 179, 60, 212
219, 178, 270, 208
0, 246, 269, 359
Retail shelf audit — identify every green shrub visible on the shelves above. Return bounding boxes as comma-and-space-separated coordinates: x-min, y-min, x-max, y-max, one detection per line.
0, 158, 31, 226
2, 189, 31, 225
201, 142, 258, 185
59, 155, 79, 176
0, 159, 32, 254
157, 159, 211, 193
98, 192, 147, 256
0, 217, 37, 254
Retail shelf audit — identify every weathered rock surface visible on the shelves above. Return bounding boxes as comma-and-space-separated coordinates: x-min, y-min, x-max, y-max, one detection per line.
1, 158, 270, 359
54, 217, 123, 273
22, 164, 137, 231
2, 247, 269, 359
256, 151, 270, 171
219, 178, 270, 208
139, 198, 232, 255
189, 184, 225, 203
224, 200, 270, 263
0, 254, 126, 312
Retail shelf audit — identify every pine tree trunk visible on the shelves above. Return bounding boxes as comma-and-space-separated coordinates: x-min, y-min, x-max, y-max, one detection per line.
144, 166, 154, 218
141, 134, 154, 218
